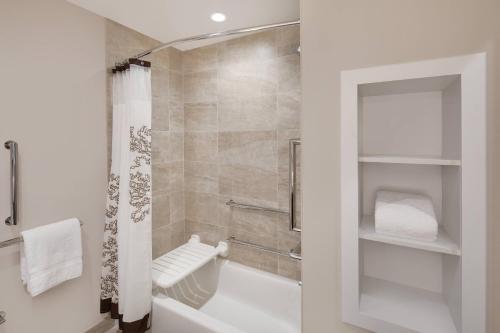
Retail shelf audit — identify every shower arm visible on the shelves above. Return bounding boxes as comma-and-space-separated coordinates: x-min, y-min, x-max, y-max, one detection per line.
115, 20, 300, 66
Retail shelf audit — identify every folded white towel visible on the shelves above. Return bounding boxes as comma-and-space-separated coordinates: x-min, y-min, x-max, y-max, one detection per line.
375, 190, 438, 241
20, 218, 82, 296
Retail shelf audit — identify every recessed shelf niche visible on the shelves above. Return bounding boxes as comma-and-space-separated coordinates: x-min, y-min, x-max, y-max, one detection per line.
341, 54, 486, 333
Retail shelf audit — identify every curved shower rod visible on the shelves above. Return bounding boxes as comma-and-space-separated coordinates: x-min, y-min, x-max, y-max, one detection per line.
117, 19, 300, 65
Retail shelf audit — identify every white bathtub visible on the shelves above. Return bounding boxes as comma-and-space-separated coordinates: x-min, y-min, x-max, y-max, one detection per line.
151, 259, 301, 333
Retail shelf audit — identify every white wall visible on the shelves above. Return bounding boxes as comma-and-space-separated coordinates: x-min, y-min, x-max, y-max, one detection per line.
300, 0, 500, 332
0, 0, 107, 332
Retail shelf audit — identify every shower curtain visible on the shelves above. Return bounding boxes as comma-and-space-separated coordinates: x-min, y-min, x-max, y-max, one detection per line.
100, 59, 152, 332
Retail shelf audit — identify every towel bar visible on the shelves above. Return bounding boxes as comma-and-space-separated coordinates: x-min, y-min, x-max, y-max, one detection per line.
227, 236, 302, 260
0, 221, 83, 249
225, 200, 288, 214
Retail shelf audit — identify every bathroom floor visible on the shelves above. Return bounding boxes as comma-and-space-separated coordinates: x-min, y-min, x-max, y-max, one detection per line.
105, 326, 150, 333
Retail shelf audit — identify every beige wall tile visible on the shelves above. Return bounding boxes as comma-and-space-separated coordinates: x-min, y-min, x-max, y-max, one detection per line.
167, 161, 184, 193
217, 61, 277, 100
219, 31, 278, 64
217, 195, 233, 228
218, 131, 277, 171
152, 67, 169, 98
228, 243, 278, 274
278, 183, 290, 210
168, 47, 183, 72
185, 103, 218, 131
168, 132, 184, 162
185, 191, 219, 225
184, 70, 217, 103
169, 100, 184, 132
152, 164, 169, 195
152, 225, 170, 259
152, 97, 169, 131
149, 49, 169, 70
277, 93, 301, 130
152, 161, 184, 195
278, 256, 301, 280
185, 220, 227, 246
276, 55, 300, 94
185, 132, 218, 162
277, 129, 301, 180
277, 230, 301, 252
229, 215, 278, 249
183, 45, 218, 73
218, 95, 277, 131
276, 25, 300, 57
152, 131, 169, 165
230, 209, 279, 241
184, 162, 218, 193
170, 191, 185, 223
168, 220, 186, 251
169, 71, 183, 102
153, 192, 170, 229
219, 165, 278, 202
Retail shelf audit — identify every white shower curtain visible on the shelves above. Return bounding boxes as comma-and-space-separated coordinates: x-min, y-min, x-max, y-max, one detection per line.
100, 59, 152, 332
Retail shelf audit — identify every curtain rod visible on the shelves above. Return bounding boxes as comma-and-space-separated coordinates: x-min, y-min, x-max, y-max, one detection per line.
118, 19, 300, 65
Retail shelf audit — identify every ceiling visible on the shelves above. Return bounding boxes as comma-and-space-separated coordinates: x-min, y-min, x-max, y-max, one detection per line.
67, 0, 299, 50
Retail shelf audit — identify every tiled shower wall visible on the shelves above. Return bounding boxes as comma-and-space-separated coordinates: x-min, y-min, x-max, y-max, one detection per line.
182, 27, 301, 279
107, 21, 301, 279
106, 20, 186, 257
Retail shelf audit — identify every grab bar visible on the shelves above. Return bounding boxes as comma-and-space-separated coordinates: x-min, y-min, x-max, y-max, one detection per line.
0, 221, 84, 249
289, 138, 301, 232
4, 141, 18, 226
227, 236, 301, 261
225, 200, 288, 214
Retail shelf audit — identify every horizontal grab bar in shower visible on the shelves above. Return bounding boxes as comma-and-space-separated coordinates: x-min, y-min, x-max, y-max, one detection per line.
0, 221, 84, 249
227, 236, 302, 261
226, 200, 288, 214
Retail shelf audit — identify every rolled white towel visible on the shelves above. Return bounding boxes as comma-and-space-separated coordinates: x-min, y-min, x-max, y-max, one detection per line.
375, 190, 438, 241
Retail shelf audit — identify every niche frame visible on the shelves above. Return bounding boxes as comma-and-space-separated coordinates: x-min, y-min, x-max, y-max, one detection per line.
340, 53, 486, 333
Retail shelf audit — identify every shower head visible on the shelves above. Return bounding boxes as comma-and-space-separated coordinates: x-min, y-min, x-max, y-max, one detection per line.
297, 46, 301, 54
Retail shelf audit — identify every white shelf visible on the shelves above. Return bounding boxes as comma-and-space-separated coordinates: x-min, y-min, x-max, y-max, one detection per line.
359, 216, 461, 256
360, 276, 458, 333
359, 155, 461, 166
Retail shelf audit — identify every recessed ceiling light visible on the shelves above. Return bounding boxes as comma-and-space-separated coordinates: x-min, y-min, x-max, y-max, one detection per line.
211, 13, 226, 22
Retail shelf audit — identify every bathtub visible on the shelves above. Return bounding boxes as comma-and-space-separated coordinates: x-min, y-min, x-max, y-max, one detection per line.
151, 259, 301, 333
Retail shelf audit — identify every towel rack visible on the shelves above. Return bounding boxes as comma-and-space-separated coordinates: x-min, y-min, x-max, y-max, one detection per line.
227, 236, 302, 260
0, 221, 84, 249
225, 200, 288, 214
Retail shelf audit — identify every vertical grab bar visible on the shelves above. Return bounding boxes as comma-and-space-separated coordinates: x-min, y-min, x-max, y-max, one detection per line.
289, 138, 301, 232
4, 141, 18, 226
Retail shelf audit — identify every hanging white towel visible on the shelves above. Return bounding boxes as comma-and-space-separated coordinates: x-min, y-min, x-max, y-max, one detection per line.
375, 190, 438, 241
20, 218, 82, 296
